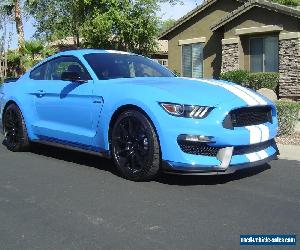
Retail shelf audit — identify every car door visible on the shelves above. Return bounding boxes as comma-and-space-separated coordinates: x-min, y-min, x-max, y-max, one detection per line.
31, 56, 100, 147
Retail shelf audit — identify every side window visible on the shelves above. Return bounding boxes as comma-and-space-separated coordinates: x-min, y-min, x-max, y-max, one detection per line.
133, 62, 164, 77
30, 63, 47, 80
45, 56, 91, 81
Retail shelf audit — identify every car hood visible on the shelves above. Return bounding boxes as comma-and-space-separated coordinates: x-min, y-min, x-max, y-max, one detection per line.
106, 77, 269, 107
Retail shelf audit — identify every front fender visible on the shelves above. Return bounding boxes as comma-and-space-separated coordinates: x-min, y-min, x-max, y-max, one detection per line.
94, 97, 167, 152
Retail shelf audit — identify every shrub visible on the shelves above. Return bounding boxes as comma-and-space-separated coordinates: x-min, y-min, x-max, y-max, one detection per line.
245, 72, 279, 91
276, 100, 300, 135
220, 70, 248, 86
220, 70, 279, 92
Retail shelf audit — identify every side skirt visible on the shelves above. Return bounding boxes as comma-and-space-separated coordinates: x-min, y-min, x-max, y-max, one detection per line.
32, 138, 111, 159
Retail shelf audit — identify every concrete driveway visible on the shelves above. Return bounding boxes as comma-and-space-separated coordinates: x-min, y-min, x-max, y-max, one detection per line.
0, 135, 299, 249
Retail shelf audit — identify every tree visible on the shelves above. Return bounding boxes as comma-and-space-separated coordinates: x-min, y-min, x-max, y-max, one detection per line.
0, 12, 14, 81
0, 0, 25, 50
26, 0, 85, 46
26, 0, 181, 55
21, 39, 57, 70
81, 0, 161, 55
158, 18, 177, 34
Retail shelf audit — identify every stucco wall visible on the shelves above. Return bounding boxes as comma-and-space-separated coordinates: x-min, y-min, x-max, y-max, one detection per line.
166, 0, 241, 78
223, 7, 300, 39
222, 7, 299, 72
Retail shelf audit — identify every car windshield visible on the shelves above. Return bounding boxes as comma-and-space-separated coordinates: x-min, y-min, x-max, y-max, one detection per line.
84, 53, 175, 80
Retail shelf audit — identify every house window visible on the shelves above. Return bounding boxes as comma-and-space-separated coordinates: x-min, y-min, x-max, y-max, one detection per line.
250, 36, 279, 72
157, 59, 168, 67
182, 43, 204, 78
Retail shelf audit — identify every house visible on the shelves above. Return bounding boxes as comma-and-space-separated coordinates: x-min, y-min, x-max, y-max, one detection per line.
152, 40, 168, 66
159, 0, 300, 99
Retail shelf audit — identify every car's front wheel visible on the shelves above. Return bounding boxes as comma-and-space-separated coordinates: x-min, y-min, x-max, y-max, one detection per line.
3, 104, 30, 152
111, 109, 161, 181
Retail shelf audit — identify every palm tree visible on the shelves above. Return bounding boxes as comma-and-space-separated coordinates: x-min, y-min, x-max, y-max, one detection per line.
0, 0, 25, 50
22, 40, 57, 70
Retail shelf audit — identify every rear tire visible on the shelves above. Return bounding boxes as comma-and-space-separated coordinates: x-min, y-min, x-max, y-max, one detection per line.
3, 104, 30, 152
111, 109, 160, 181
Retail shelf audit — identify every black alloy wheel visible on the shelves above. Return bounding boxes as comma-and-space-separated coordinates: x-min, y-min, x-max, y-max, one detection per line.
111, 110, 160, 181
3, 104, 30, 152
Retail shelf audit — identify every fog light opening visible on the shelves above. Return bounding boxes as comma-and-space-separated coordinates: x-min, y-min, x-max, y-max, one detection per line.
178, 134, 215, 143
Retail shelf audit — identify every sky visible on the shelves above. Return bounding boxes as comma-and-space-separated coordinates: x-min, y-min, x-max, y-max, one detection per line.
7, 0, 204, 49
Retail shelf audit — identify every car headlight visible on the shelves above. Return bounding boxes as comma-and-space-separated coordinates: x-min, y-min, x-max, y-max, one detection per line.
159, 102, 214, 119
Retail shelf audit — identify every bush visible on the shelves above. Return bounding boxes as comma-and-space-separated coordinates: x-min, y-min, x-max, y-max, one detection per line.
245, 72, 279, 91
220, 70, 248, 86
276, 100, 300, 135
220, 70, 279, 91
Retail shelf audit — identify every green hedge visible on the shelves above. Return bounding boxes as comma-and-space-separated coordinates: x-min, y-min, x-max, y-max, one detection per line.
220, 70, 279, 91
276, 101, 300, 135
219, 70, 248, 86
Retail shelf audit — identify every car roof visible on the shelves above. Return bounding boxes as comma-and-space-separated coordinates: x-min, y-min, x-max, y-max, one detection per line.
29, 49, 137, 71
56, 49, 135, 57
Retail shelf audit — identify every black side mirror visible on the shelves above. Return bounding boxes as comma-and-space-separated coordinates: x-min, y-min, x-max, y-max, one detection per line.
61, 71, 86, 83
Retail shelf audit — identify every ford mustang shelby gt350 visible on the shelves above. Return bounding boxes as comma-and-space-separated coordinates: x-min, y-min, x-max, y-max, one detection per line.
0, 50, 279, 181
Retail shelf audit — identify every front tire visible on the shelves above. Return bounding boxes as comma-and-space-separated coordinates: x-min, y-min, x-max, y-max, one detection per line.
3, 104, 30, 152
111, 109, 161, 181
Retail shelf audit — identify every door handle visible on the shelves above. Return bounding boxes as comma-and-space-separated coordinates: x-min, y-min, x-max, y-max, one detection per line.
36, 90, 46, 97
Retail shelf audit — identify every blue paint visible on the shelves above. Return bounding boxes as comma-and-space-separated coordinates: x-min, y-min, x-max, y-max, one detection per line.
0, 49, 279, 172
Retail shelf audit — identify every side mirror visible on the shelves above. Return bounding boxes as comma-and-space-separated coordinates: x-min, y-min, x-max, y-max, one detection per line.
61, 71, 86, 83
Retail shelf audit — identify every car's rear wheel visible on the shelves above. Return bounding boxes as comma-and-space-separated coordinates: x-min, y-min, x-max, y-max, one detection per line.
3, 104, 30, 152
111, 109, 160, 181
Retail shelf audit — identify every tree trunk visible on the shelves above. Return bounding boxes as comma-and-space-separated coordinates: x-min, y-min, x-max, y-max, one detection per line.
14, 0, 25, 50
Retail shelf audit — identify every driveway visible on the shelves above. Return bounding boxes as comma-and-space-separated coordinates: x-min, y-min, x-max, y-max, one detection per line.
0, 135, 299, 249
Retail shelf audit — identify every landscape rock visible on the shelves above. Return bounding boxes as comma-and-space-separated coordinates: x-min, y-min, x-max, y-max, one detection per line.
257, 88, 278, 102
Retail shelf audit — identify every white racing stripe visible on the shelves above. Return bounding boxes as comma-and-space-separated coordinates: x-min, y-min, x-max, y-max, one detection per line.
246, 150, 269, 162
234, 84, 267, 105
246, 125, 270, 144
246, 153, 260, 162
190, 78, 268, 106
245, 126, 261, 144
256, 124, 270, 142
208, 79, 267, 105
256, 150, 269, 160
105, 50, 131, 55
197, 79, 260, 106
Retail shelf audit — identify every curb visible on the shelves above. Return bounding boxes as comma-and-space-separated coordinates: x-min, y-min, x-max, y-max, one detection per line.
277, 144, 300, 161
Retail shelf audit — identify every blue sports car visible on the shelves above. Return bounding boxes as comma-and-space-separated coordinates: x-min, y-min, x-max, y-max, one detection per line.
0, 49, 279, 181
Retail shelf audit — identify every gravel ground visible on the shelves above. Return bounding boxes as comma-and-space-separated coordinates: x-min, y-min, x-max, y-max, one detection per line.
276, 133, 300, 145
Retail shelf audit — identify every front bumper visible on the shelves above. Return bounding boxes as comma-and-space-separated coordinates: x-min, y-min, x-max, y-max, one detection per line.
161, 137, 279, 175
163, 154, 278, 175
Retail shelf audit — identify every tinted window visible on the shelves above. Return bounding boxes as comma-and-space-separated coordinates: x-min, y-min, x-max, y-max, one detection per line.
84, 53, 174, 80
45, 56, 91, 80
250, 36, 279, 72
30, 63, 47, 80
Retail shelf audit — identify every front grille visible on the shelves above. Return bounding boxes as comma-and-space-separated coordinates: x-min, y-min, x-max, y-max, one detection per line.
178, 139, 276, 157
233, 139, 275, 155
178, 141, 219, 157
224, 106, 272, 128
